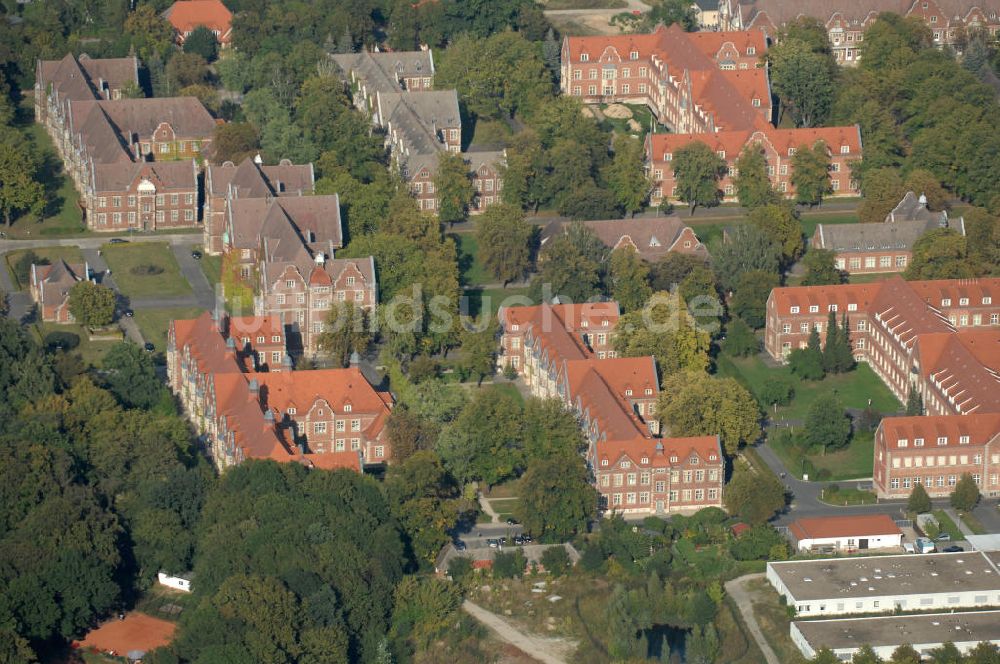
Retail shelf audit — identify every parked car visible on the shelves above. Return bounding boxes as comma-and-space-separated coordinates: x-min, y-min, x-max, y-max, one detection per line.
191, 250, 202, 259
109, 238, 128, 244
143, 342, 155, 352
453, 540, 466, 551
487, 539, 499, 548
123, 309, 134, 317
506, 518, 517, 525
936, 533, 951, 542
903, 542, 916, 554
942, 545, 964, 553
915, 537, 936, 554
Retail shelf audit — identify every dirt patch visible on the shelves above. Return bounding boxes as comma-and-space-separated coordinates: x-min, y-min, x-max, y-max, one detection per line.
603, 103, 633, 119
75, 612, 176, 656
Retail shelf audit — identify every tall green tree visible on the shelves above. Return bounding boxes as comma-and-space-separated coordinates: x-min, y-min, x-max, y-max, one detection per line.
608, 247, 652, 312
317, 302, 371, 368
906, 386, 925, 416
603, 134, 651, 216
458, 321, 497, 385
801, 248, 844, 286
183, 25, 220, 62
68, 281, 116, 328
804, 396, 851, 451
659, 371, 761, 455
0, 141, 44, 226
711, 225, 782, 292
767, 38, 835, 127
734, 144, 777, 210
516, 453, 597, 541
907, 482, 931, 514
101, 342, 164, 410
731, 270, 779, 329
435, 386, 524, 486
475, 203, 534, 286
723, 462, 786, 524
530, 232, 602, 303
950, 473, 980, 512
905, 228, 977, 280
858, 167, 905, 224
433, 151, 474, 226
789, 328, 825, 380
749, 202, 803, 264
791, 141, 832, 207
672, 142, 726, 215
614, 292, 711, 375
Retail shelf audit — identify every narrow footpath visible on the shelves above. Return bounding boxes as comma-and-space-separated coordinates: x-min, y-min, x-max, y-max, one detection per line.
462, 600, 572, 664
724, 574, 781, 664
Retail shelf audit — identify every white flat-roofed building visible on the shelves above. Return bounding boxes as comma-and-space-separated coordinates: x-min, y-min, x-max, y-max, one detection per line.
787, 514, 903, 553
767, 552, 1000, 617
791, 611, 1000, 660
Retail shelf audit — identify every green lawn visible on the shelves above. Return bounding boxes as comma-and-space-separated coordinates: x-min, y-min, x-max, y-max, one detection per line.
31, 321, 121, 368
133, 306, 205, 352
450, 233, 491, 287
931, 510, 964, 542
489, 497, 521, 521
598, 102, 658, 136
718, 355, 902, 421
770, 428, 875, 480
5, 246, 85, 289
102, 242, 192, 299
462, 286, 532, 318
483, 380, 525, 405
819, 487, 878, 505
470, 119, 513, 148
198, 248, 222, 286
798, 212, 858, 240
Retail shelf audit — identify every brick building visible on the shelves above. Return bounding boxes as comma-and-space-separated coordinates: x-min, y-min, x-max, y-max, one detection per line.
540, 217, 710, 263
874, 413, 1000, 499
332, 49, 504, 215
168, 311, 392, 471
35, 54, 216, 231
221, 194, 376, 355
561, 24, 772, 133
764, 276, 1000, 410
29, 260, 91, 324
164, 0, 233, 47
811, 192, 964, 275
498, 302, 725, 515
719, 0, 1000, 65
88, 161, 199, 232
646, 125, 863, 205
204, 157, 315, 255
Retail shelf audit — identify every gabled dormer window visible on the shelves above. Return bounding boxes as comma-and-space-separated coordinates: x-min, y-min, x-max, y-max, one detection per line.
641, 456, 649, 464
581, 53, 589, 62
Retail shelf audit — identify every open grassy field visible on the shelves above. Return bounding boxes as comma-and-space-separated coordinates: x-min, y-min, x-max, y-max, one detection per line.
30, 321, 121, 368
102, 242, 192, 299
770, 428, 876, 481
133, 306, 205, 353
718, 355, 902, 421
451, 233, 490, 287
5, 245, 85, 289
197, 247, 222, 286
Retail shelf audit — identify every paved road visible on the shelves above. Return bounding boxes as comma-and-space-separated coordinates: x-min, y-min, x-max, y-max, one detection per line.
462, 600, 572, 664
460, 524, 525, 550
725, 574, 780, 664
0, 231, 201, 253
171, 243, 217, 309
542, 0, 649, 18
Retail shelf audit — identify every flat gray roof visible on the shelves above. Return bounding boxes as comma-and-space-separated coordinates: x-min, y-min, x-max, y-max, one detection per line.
794, 611, 1000, 650
769, 552, 1000, 601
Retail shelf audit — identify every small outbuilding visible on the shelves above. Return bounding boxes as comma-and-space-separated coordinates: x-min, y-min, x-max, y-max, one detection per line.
157, 571, 194, 593
787, 514, 903, 553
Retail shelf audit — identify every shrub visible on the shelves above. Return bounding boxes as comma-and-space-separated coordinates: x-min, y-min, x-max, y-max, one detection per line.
14, 251, 47, 287
579, 544, 605, 572
492, 550, 526, 579
540, 546, 571, 577
759, 377, 794, 407
448, 556, 473, 581
130, 264, 165, 276
44, 331, 80, 350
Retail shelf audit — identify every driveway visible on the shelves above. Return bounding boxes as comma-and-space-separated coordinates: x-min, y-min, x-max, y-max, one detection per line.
542, 0, 650, 18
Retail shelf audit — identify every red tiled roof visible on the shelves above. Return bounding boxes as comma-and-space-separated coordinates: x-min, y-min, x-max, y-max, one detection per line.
252, 367, 393, 416
879, 412, 1000, 450
164, 0, 233, 41
302, 451, 363, 472
648, 125, 862, 161
788, 514, 902, 542
597, 435, 721, 469
768, 282, 882, 317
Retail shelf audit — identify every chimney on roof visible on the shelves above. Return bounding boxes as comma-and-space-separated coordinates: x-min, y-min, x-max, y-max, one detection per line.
918, 193, 928, 208
264, 409, 274, 424
282, 354, 294, 369
655, 442, 664, 455
254, 153, 263, 165
315, 252, 325, 266
349, 351, 361, 366
225, 336, 236, 352
249, 378, 259, 397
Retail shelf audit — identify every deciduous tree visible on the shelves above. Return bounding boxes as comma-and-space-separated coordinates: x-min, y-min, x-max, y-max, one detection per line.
317, 302, 370, 368
213, 122, 260, 164
614, 291, 711, 375
804, 396, 851, 451
672, 142, 726, 214
604, 134, 651, 216
749, 202, 803, 264
659, 371, 761, 455
516, 453, 597, 541
101, 341, 163, 409
905, 228, 977, 280
908, 482, 931, 514
734, 144, 777, 210
724, 317, 759, 357
609, 247, 652, 312
723, 462, 786, 524
711, 225, 782, 292
730, 270, 779, 329
791, 141, 832, 207
0, 141, 44, 226
476, 203, 534, 286
68, 281, 116, 328
801, 248, 844, 286
434, 151, 474, 226
768, 38, 835, 127
183, 25, 219, 62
